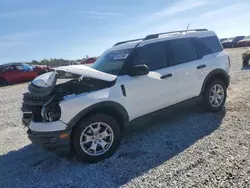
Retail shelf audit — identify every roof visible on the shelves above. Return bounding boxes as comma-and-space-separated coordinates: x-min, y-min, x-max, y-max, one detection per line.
108, 29, 217, 51
138, 30, 216, 47
0, 62, 23, 68
106, 41, 140, 52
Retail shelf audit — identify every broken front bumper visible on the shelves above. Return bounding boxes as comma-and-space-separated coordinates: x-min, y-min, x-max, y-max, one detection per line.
26, 121, 72, 157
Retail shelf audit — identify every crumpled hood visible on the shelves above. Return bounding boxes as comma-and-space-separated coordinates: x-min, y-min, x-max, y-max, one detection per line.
29, 65, 116, 97
55, 64, 117, 81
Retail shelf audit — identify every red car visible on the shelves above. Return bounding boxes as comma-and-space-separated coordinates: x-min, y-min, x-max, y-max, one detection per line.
0, 63, 49, 86
81, 57, 97, 64
237, 35, 250, 47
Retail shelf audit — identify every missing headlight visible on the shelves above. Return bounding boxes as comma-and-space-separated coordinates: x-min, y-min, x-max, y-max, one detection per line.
41, 96, 61, 122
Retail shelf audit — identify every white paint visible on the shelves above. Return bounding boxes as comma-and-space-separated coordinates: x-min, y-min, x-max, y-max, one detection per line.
55, 64, 117, 81
33, 30, 230, 130
29, 120, 67, 132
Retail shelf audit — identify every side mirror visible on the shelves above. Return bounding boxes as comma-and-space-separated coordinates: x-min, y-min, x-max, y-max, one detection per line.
127, 64, 149, 77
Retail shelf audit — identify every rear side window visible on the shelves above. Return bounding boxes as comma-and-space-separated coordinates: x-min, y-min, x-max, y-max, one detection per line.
170, 38, 199, 65
133, 42, 169, 71
15, 65, 24, 71
23, 64, 33, 71
199, 36, 223, 53
193, 37, 213, 55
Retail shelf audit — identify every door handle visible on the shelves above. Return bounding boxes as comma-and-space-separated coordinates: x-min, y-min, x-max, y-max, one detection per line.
197, 64, 206, 69
161, 73, 172, 79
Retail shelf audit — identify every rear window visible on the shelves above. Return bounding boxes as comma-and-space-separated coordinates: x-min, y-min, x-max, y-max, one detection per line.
170, 38, 199, 65
199, 36, 223, 54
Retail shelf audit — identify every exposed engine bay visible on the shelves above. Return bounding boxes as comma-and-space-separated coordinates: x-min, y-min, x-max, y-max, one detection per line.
21, 65, 116, 125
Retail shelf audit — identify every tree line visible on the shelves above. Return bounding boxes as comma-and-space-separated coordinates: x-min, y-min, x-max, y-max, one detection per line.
28, 58, 81, 67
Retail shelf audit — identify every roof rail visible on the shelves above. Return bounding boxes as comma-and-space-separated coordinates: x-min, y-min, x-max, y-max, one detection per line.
113, 38, 144, 46
113, 29, 208, 46
144, 29, 208, 40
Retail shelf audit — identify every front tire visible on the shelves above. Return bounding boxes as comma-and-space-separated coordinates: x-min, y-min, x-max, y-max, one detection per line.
72, 114, 122, 163
203, 79, 227, 112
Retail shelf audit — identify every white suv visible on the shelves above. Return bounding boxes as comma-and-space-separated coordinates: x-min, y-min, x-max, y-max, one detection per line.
22, 29, 230, 163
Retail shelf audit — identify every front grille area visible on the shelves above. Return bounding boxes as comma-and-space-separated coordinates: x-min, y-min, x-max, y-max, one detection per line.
21, 92, 51, 121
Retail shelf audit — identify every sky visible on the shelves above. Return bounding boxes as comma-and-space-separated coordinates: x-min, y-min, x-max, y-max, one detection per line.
1, 0, 250, 64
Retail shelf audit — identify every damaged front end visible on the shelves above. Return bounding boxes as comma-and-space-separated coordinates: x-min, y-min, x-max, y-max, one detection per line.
21, 65, 116, 126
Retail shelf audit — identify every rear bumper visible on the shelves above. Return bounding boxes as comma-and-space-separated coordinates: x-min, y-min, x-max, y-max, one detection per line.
27, 128, 72, 157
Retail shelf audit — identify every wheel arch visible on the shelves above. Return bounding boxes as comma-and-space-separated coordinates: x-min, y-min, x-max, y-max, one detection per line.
200, 69, 230, 95
67, 101, 129, 132
0, 76, 8, 85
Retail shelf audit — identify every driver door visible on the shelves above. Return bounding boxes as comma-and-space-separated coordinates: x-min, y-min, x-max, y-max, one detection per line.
117, 41, 178, 120
2, 65, 20, 83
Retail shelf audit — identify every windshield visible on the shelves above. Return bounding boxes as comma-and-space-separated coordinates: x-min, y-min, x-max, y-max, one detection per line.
91, 49, 132, 75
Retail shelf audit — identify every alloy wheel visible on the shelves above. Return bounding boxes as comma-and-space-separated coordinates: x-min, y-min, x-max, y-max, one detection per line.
80, 122, 114, 156
209, 84, 224, 108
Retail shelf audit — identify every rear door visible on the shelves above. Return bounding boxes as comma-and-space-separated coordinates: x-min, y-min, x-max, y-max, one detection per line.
169, 38, 206, 102
118, 41, 178, 120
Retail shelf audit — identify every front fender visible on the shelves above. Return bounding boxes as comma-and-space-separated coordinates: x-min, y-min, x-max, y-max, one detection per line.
66, 101, 129, 129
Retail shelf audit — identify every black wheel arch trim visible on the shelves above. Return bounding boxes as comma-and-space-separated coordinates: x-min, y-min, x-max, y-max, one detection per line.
200, 69, 230, 95
66, 101, 129, 130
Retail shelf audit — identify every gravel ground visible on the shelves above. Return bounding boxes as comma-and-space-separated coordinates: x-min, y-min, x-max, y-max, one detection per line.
0, 48, 250, 188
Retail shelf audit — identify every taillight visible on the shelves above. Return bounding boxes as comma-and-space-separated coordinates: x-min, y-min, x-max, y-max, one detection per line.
228, 56, 231, 67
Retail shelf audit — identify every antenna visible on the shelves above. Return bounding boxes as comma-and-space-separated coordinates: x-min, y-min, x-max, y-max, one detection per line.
186, 24, 190, 31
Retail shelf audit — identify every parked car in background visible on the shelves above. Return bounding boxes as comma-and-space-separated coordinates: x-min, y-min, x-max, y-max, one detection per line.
237, 35, 250, 47
221, 36, 245, 48
81, 57, 97, 65
32, 65, 54, 74
220, 38, 227, 43
0, 63, 51, 86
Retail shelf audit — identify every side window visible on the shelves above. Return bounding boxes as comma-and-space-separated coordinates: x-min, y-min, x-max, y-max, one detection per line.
23, 64, 33, 71
170, 38, 199, 65
193, 37, 213, 55
15, 65, 24, 71
133, 42, 169, 71
4, 66, 15, 72
199, 36, 223, 53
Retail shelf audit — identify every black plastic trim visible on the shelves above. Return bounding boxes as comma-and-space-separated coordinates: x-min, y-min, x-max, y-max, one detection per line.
161, 73, 172, 79
66, 101, 129, 129
27, 128, 71, 157
130, 96, 203, 124
200, 69, 230, 95
197, 64, 206, 69
121, 85, 126, 97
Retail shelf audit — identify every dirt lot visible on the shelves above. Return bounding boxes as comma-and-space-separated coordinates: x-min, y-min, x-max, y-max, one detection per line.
0, 48, 250, 188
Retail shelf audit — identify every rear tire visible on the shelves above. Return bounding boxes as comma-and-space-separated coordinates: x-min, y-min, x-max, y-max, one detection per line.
0, 78, 8, 86
72, 113, 122, 163
203, 79, 227, 112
